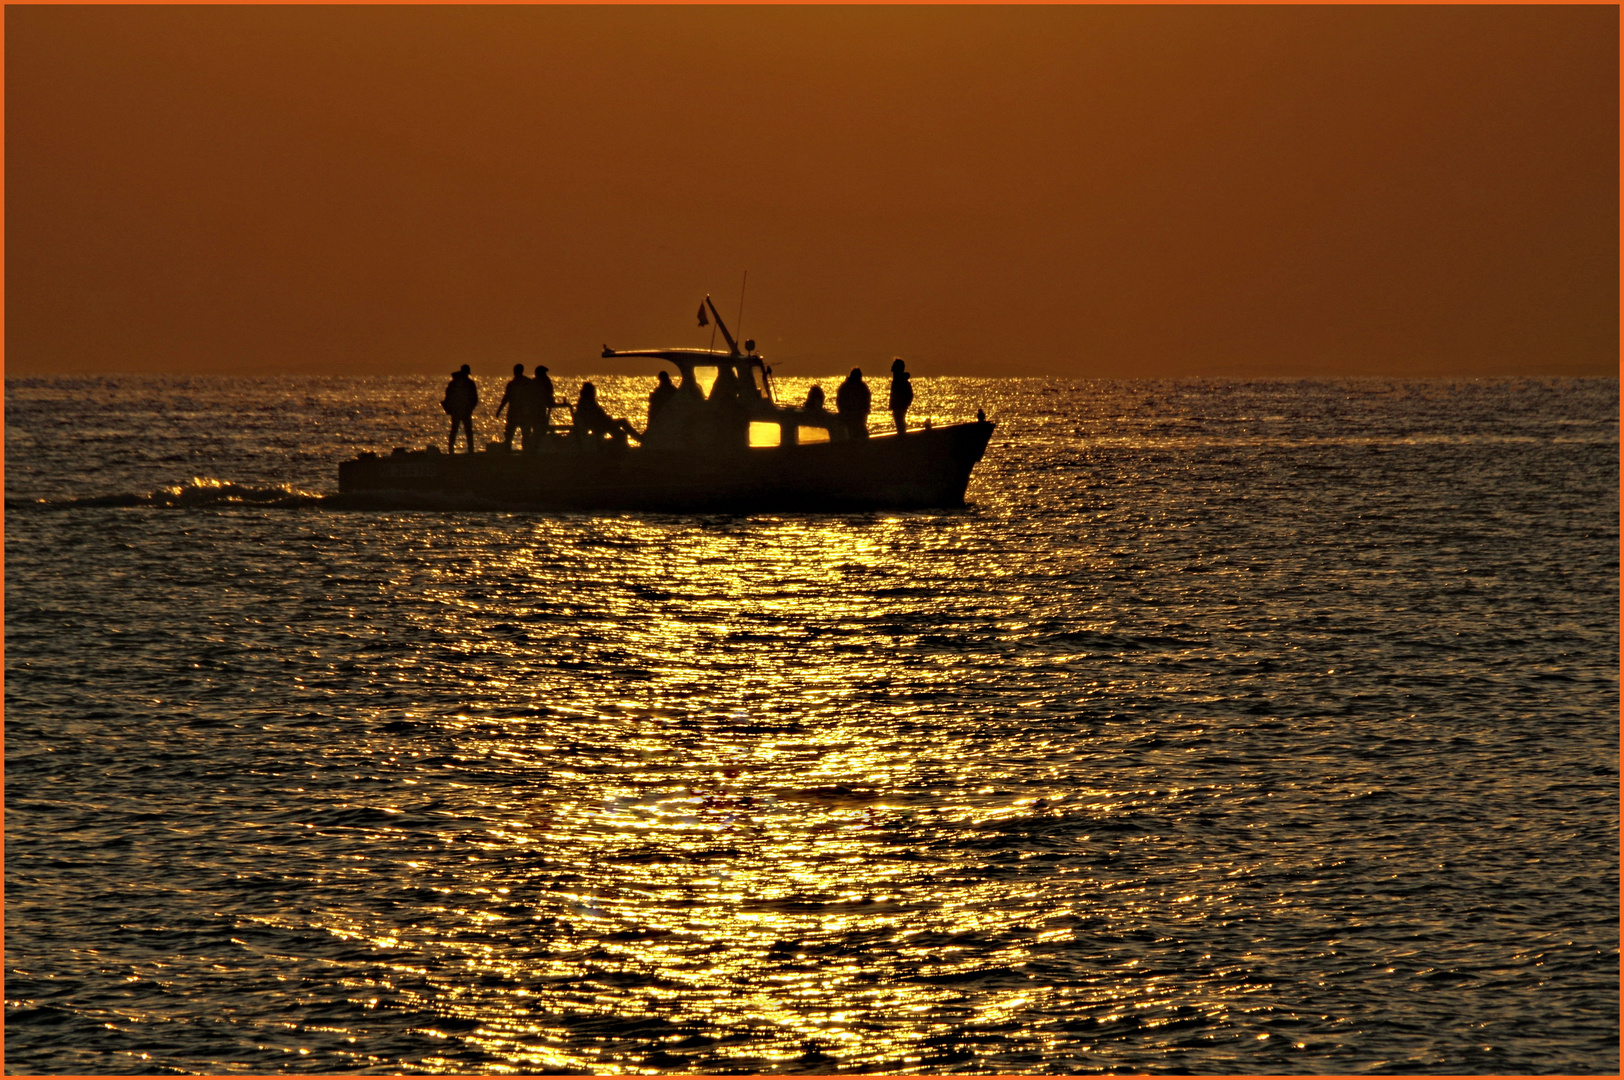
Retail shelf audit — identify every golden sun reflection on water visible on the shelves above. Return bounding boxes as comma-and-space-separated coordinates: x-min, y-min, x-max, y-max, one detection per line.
343, 514, 1143, 1071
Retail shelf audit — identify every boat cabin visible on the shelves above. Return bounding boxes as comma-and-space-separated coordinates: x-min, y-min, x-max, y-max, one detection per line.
600, 345, 842, 447
601, 298, 842, 447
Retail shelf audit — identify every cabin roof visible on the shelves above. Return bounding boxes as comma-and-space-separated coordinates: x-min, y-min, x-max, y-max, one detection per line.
600, 347, 760, 367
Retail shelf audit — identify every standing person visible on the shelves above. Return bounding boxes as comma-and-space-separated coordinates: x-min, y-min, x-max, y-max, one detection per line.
707, 364, 748, 446
887, 357, 914, 434
835, 367, 872, 439
494, 363, 532, 450
529, 364, 556, 443
652, 370, 705, 447
646, 370, 677, 432
442, 364, 479, 453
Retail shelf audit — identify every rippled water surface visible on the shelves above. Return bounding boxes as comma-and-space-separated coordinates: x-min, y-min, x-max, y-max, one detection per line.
5, 375, 1618, 1074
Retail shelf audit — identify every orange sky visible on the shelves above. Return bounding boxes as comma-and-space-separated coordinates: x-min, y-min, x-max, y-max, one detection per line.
6, 5, 1618, 378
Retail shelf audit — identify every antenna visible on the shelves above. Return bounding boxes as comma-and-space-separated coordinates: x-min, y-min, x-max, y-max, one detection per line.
735, 271, 748, 349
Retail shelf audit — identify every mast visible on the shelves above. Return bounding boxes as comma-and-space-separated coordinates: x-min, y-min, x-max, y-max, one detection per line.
703, 296, 741, 356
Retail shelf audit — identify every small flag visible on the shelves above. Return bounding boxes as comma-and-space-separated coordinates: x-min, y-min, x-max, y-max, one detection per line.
697, 302, 709, 327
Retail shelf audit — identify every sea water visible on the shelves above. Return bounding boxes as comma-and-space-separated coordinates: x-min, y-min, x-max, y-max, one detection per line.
5, 375, 1618, 1074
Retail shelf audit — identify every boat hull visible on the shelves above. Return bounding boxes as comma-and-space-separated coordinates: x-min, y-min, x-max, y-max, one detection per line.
338, 420, 995, 511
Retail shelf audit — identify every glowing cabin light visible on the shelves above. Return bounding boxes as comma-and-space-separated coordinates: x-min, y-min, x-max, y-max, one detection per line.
749, 422, 781, 447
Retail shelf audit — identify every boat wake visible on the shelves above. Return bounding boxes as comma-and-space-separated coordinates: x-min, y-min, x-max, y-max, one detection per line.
7, 476, 575, 513
8, 477, 329, 511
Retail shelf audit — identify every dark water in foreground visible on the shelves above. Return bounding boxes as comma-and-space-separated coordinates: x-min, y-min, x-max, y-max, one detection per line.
5, 376, 1618, 1075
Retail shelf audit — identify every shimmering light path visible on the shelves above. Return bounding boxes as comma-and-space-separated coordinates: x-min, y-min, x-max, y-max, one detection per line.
6, 377, 1618, 1073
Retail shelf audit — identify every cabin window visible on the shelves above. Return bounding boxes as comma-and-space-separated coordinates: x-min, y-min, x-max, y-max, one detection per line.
748, 422, 781, 448
691, 368, 719, 397
796, 426, 831, 444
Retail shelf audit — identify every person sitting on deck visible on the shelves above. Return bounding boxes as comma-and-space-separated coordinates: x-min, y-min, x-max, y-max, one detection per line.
571, 382, 641, 447
494, 363, 533, 450
792, 383, 846, 442
442, 364, 479, 453
835, 367, 871, 439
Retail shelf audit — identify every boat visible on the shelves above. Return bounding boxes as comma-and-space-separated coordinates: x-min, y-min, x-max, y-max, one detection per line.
337, 298, 995, 511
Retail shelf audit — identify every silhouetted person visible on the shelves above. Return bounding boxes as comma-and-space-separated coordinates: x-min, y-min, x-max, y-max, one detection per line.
494, 363, 532, 450
835, 368, 871, 439
792, 384, 838, 442
572, 381, 641, 446
443, 364, 478, 453
647, 371, 677, 431
888, 357, 914, 434
648, 371, 706, 447
708, 363, 740, 405
707, 364, 749, 446
530, 364, 556, 442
